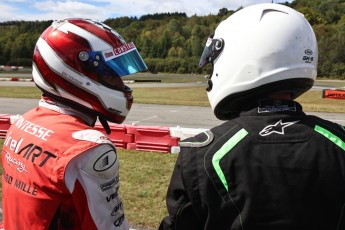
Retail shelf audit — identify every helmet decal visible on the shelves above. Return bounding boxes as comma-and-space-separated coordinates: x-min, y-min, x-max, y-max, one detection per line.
53, 20, 113, 51
85, 19, 126, 44
36, 37, 85, 87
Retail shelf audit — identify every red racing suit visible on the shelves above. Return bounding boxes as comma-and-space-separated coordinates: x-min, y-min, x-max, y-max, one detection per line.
1, 99, 128, 229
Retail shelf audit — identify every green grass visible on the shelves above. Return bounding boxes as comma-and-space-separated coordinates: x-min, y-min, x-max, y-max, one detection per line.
296, 90, 345, 113
0, 85, 344, 112
133, 86, 209, 106
118, 150, 177, 229
0, 86, 41, 98
124, 72, 207, 83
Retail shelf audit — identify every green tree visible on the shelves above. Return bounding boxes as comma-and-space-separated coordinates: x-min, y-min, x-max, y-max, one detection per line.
0, 2, 345, 77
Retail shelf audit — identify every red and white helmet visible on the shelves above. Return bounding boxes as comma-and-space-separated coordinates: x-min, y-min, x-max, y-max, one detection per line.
199, 3, 318, 120
32, 18, 147, 124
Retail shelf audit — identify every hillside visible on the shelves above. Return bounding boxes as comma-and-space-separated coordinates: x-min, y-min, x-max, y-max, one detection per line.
0, 0, 344, 78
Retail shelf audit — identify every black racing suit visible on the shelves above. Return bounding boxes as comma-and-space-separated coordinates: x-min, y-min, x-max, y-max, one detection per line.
160, 99, 345, 230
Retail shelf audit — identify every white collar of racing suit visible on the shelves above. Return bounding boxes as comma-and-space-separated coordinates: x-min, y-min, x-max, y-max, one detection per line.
39, 98, 96, 126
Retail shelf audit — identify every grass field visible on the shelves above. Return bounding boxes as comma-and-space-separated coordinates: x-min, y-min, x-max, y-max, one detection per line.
118, 150, 177, 228
0, 85, 344, 112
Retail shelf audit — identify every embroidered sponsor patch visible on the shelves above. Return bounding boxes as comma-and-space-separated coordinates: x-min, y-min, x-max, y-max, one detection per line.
259, 119, 299, 136
114, 214, 125, 227
72, 129, 113, 144
258, 99, 297, 113
111, 201, 123, 216
4, 151, 29, 173
93, 150, 117, 172
82, 147, 119, 179
100, 176, 119, 192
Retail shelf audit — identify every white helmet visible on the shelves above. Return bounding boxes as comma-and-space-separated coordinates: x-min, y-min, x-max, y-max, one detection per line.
199, 3, 318, 120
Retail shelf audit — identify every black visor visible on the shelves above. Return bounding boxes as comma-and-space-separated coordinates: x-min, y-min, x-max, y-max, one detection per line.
199, 35, 224, 68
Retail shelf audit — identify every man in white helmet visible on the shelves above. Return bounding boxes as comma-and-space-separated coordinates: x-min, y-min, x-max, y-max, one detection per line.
1, 19, 147, 229
160, 3, 345, 230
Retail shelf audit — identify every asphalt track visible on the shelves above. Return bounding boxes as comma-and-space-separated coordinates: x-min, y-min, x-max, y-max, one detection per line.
0, 81, 344, 127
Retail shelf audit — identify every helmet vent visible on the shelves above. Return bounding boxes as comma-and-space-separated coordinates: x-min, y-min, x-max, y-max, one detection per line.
260, 9, 288, 21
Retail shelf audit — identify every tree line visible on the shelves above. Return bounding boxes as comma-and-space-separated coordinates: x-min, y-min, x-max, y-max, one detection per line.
0, 0, 344, 79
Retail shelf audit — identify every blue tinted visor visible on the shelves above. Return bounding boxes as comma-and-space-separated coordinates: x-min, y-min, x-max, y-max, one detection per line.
88, 42, 147, 77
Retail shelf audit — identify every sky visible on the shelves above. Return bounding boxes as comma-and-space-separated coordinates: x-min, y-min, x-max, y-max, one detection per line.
0, 0, 294, 23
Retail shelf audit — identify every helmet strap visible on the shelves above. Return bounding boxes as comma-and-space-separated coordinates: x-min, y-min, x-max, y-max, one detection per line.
99, 116, 111, 134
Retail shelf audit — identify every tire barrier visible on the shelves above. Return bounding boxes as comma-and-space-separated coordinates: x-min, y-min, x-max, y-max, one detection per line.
0, 77, 33, 82
0, 114, 207, 154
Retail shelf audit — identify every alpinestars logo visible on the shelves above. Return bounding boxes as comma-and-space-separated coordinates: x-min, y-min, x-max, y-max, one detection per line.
259, 119, 299, 136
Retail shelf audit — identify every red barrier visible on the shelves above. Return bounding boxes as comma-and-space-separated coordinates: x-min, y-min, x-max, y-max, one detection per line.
126, 125, 179, 153
0, 114, 11, 139
323, 89, 345, 100
94, 123, 134, 149
0, 114, 182, 153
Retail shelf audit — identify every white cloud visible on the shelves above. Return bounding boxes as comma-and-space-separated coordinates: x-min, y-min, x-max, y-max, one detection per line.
104, 0, 231, 17
0, 3, 22, 21
102, 0, 292, 17
32, 1, 111, 21
2, 0, 28, 2
0, 0, 294, 22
